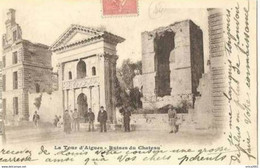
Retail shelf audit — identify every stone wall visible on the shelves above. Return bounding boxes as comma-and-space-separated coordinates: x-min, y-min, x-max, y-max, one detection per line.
23, 41, 53, 93
193, 73, 213, 129
28, 91, 62, 123
190, 22, 204, 96
208, 9, 227, 129
141, 20, 204, 109
131, 113, 191, 132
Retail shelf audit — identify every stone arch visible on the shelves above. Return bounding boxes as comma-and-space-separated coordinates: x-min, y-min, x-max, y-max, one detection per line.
92, 66, 96, 76
154, 30, 175, 97
77, 60, 86, 79
77, 93, 88, 118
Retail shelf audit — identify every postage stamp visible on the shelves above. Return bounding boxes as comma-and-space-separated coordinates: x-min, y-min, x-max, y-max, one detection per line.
102, 0, 138, 16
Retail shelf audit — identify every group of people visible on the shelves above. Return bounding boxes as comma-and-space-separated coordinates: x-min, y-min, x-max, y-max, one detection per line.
62, 108, 81, 134
58, 106, 110, 134
35, 105, 177, 134
52, 106, 132, 134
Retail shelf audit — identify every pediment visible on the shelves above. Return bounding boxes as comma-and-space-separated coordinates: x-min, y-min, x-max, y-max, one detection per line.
51, 24, 103, 51
63, 31, 95, 46
51, 24, 125, 52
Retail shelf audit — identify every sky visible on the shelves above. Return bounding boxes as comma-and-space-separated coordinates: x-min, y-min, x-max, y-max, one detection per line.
0, 0, 210, 72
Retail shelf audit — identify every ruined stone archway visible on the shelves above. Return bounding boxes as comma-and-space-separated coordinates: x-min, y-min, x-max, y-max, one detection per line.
154, 30, 175, 97
77, 93, 88, 119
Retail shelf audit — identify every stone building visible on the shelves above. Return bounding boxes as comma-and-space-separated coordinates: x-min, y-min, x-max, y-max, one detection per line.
191, 8, 226, 130
50, 24, 124, 124
0, 62, 2, 118
207, 8, 227, 129
1, 9, 52, 122
137, 20, 204, 109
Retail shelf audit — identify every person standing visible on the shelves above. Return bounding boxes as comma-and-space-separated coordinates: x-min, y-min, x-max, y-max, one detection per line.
63, 110, 71, 134
168, 105, 177, 133
57, 115, 63, 128
70, 110, 74, 130
72, 109, 80, 131
33, 111, 40, 128
53, 115, 59, 127
84, 110, 88, 123
122, 107, 131, 132
97, 106, 107, 132
87, 108, 95, 132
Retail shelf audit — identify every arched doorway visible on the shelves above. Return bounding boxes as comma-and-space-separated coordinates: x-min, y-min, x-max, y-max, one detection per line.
77, 60, 86, 79
77, 93, 88, 120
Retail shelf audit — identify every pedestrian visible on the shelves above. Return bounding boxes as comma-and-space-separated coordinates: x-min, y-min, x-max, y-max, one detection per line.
97, 106, 107, 132
72, 109, 80, 131
57, 115, 63, 128
53, 115, 59, 127
122, 107, 131, 132
70, 110, 74, 130
33, 111, 40, 128
87, 108, 95, 132
63, 110, 72, 134
168, 105, 178, 133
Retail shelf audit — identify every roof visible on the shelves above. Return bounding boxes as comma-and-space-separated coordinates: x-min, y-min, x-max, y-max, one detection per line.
50, 24, 125, 52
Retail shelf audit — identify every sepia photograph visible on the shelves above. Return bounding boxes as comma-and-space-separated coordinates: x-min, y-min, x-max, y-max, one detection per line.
0, 0, 257, 166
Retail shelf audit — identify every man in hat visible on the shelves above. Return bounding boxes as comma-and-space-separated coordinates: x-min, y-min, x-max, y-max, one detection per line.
168, 105, 177, 133
72, 109, 80, 131
87, 108, 95, 132
97, 106, 107, 132
33, 111, 40, 128
122, 107, 131, 132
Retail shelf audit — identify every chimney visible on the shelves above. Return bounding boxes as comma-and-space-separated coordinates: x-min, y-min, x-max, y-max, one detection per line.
7, 9, 16, 24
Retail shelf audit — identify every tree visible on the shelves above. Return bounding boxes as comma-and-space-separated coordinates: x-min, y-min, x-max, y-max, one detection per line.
119, 59, 142, 90
114, 59, 143, 111
34, 94, 42, 110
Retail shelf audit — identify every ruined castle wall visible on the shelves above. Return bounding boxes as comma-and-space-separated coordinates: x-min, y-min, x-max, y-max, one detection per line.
141, 32, 156, 98
169, 21, 193, 96
190, 22, 204, 96
23, 42, 53, 93
208, 9, 227, 129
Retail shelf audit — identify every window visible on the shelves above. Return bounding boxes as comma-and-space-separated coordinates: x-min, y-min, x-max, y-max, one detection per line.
13, 30, 17, 42
13, 51, 18, 64
92, 67, 96, 76
13, 97, 18, 115
13, 71, 18, 89
35, 83, 40, 93
68, 71, 72, 80
77, 60, 86, 79
2, 75, 6, 91
2, 99, 6, 119
2, 56, 5, 67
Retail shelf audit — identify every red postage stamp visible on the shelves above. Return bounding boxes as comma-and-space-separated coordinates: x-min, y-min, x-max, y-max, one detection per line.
102, 0, 138, 16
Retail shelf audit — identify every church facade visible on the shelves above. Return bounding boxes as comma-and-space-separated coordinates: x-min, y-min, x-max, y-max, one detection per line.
51, 25, 124, 123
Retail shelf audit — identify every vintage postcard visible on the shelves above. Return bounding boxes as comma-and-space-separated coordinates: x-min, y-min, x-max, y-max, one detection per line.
0, 0, 257, 166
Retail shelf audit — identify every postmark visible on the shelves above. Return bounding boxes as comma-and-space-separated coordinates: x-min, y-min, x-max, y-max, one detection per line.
102, 0, 138, 16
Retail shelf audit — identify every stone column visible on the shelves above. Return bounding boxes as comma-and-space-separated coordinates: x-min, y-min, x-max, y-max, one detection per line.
98, 85, 100, 109
58, 62, 65, 113
110, 55, 118, 124
72, 88, 75, 110
98, 54, 107, 110
89, 86, 93, 109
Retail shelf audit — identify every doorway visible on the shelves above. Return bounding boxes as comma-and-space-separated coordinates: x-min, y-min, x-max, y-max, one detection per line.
77, 93, 88, 120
